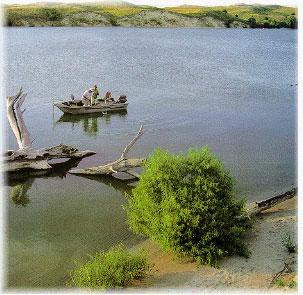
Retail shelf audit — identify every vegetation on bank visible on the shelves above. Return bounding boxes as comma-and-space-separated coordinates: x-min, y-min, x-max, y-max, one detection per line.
67, 146, 251, 289
3, 2, 297, 28
68, 245, 152, 290
126, 147, 251, 268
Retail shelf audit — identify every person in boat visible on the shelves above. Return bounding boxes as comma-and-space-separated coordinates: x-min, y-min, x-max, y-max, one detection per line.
91, 85, 99, 105
104, 91, 115, 103
118, 95, 127, 103
82, 88, 93, 107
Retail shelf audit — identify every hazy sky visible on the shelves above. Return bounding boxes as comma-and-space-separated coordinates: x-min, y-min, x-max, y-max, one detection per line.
1, 0, 300, 7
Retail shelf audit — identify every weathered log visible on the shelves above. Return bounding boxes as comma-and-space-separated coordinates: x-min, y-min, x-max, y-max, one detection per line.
241, 188, 297, 220
7, 158, 83, 183
3, 88, 95, 173
4, 144, 95, 172
69, 125, 146, 177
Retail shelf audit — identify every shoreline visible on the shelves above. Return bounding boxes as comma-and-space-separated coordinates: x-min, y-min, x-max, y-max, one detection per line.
129, 191, 298, 292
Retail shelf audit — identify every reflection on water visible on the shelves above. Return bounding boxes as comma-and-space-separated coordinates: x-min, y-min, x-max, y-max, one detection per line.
7, 158, 83, 185
70, 174, 137, 196
5, 27, 296, 289
54, 111, 128, 136
8, 158, 137, 208
8, 158, 83, 207
6, 160, 141, 288
10, 178, 34, 207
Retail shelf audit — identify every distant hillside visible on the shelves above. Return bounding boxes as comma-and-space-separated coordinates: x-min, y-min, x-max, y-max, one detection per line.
3, 1, 297, 29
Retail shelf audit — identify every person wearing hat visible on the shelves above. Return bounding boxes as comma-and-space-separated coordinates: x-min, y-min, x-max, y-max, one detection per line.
82, 88, 93, 107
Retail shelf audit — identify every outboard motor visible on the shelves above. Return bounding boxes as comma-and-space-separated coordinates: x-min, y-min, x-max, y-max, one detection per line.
118, 95, 127, 103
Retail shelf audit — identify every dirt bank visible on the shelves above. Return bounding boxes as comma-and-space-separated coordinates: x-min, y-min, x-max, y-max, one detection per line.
129, 195, 298, 292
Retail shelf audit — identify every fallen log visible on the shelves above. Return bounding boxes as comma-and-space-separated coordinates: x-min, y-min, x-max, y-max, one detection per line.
69, 125, 146, 177
241, 188, 297, 220
3, 88, 95, 173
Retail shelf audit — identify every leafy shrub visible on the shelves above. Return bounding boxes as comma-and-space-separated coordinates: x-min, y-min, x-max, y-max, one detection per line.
288, 280, 296, 288
248, 16, 257, 28
68, 245, 152, 289
277, 279, 285, 287
38, 7, 64, 22
282, 232, 296, 253
126, 147, 250, 268
285, 15, 297, 29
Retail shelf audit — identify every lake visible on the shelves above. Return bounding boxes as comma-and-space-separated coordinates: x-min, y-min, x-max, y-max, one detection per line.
3, 27, 297, 289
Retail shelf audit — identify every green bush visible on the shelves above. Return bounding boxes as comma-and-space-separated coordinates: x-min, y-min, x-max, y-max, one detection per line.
289, 280, 296, 288
282, 232, 296, 253
38, 7, 64, 21
68, 245, 152, 289
248, 16, 257, 28
126, 147, 250, 268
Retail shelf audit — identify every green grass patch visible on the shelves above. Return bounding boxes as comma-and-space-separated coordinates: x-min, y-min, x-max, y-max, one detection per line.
68, 245, 152, 290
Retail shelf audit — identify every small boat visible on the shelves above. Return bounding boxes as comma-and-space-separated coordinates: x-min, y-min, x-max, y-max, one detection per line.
54, 96, 128, 115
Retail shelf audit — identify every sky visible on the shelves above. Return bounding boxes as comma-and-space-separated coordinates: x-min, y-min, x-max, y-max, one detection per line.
0, 0, 300, 7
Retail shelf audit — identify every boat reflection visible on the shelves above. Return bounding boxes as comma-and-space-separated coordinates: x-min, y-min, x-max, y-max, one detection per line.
54, 111, 127, 135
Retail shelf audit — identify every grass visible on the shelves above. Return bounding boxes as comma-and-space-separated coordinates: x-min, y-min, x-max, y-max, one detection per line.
281, 232, 296, 253
166, 5, 297, 22
68, 244, 153, 290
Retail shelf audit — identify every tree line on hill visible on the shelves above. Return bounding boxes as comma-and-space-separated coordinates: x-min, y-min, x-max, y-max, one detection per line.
3, 5, 297, 29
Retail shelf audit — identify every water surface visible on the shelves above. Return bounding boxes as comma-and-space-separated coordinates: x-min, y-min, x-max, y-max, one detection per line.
4, 27, 297, 288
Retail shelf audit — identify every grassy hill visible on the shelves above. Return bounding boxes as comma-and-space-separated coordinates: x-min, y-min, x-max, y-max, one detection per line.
3, 1, 297, 28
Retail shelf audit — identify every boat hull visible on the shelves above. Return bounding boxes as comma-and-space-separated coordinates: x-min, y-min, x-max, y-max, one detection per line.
55, 102, 128, 114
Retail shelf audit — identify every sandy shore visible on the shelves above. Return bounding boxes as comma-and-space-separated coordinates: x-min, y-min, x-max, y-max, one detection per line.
129, 196, 298, 293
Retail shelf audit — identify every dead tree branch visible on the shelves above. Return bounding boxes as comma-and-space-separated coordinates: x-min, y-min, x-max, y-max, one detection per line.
271, 261, 294, 285
3, 89, 95, 173
69, 125, 146, 177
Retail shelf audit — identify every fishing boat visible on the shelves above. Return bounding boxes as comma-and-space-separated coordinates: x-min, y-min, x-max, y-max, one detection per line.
54, 96, 128, 115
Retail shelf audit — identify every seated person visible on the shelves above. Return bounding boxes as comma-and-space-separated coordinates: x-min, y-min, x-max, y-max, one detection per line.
118, 95, 127, 103
104, 91, 115, 102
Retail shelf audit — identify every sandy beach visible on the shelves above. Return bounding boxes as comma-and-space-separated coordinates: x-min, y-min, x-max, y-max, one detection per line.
129, 195, 298, 293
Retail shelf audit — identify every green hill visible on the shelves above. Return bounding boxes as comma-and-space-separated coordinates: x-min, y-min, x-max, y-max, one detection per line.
3, 1, 297, 28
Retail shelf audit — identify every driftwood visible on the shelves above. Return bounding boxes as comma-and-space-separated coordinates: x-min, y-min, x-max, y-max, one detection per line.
242, 188, 297, 220
69, 125, 146, 177
271, 261, 295, 285
3, 88, 95, 173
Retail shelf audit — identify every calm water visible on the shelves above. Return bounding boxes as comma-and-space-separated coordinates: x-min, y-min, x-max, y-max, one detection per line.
4, 27, 297, 288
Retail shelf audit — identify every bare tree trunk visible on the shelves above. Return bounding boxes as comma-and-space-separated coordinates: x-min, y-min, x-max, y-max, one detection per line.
69, 125, 146, 177
6, 88, 29, 150
3, 88, 95, 173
